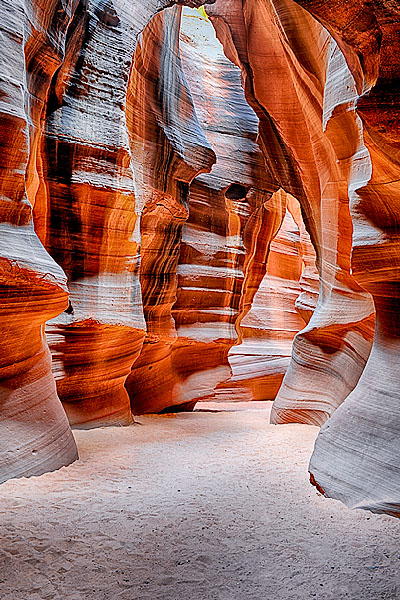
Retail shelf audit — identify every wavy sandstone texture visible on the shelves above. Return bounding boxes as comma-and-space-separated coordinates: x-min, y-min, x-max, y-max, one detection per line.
0, 0, 79, 483
1, 0, 399, 518
40, 3, 212, 427
124, 7, 218, 414
175, 11, 285, 406
206, 0, 375, 426
227, 193, 318, 401
0, 1, 217, 477
206, 0, 400, 515
126, 10, 310, 412
292, 0, 400, 517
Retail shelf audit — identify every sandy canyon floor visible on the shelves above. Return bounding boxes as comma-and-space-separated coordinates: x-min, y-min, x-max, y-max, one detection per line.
0, 402, 399, 600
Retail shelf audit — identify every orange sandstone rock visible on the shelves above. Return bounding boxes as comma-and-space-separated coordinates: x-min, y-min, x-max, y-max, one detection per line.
37, 2, 214, 428
127, 9, 305, 412
0, 0, 80, 481
0, 0, 219, 478
1, 0, 399, 518
227, 192, 318, 401
207, 0, 375, 425
124, 7, 217, 414
294, 0, 400, 516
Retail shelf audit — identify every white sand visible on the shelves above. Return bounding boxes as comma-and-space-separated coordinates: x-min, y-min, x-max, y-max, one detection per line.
0, 402, 399, 600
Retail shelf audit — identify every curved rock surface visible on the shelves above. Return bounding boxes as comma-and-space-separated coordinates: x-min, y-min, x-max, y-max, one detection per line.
0, 1, 220, 472
175, 10, 280, 407
1, 0, 399, 518
0, 0, 80, 481
38, 2, 216, 427
227, 192, 318, 401
125, 7, 218, 414
294, 0, 400, 517
206, 0, 399, 515
206, 0, 375, 425
127, 9, 307, 412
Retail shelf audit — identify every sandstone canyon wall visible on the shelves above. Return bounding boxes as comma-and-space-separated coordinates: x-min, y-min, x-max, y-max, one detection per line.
227, 193, 318, 401
1, 0, 307, 479
126, 9, 312, 412
291, 0, 400, 517
0, 0, 80, 484
206, 0, 375, 428
206, 0, 399, 515
0, 0, 218, 479
1, 0, 399, 518
41, 4, 216, 426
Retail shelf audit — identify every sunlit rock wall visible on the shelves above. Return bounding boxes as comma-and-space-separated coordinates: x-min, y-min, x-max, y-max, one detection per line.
126, 7, 268, 413
207, 0, 400, 516
227, 192, 318, 401
293, 0, 400, 517
0, 0, 80, 483
175, 10, 280, 406
207, 0, 375, 426
126, 9, 310, 412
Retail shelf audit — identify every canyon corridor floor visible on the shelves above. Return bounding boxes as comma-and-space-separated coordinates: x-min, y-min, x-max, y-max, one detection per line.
0, 401, 399, 600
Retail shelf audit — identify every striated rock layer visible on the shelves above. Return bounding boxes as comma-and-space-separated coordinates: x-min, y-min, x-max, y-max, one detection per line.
206, 0, 375, 426
127, 9, 309, 412
293, 0, 400, 517
0, 0, 80, 482
227, 192, 318, 401
0, 0, 219, 476
37, 2, 216, 427
175, 10, 281, 407
124, 8, 217, 414
206, 0, 400, 515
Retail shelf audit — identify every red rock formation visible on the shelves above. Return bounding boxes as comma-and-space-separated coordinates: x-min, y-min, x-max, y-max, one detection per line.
36, 2, 215, 428
174, 9, 280, 407
227, 192, 318, 401
2, 0, 399, 517
124, 7, 218, 414
0, 0, 80, 481
127, 9, 308, 412
0, 0, 220, 478
126, 8, 279, 413
292, 0, 400, 516
206, 0, 399, 515
207, 0, 375, 425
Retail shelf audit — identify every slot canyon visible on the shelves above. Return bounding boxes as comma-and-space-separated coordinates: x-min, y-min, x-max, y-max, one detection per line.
0, 1, 399, 598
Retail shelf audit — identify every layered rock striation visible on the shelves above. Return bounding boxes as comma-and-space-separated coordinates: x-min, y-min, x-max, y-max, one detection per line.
127, 9, 311, 412
125, 7, 217, 414
1, 0, 399, 517
0, 0, 80, 483
294, 0, 400, 517
206, 0, 400, 515
206, 0, 375, 426
0, 0, 220, 477
227, 192, 318, 401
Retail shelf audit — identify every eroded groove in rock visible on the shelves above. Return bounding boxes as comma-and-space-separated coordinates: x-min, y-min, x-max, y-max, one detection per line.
176, 10, 287, 407
0, 0, 79, 481
125, 7, 218, 414
38, 1, 199, 428
298, 0, 400, 517
227, 191, 319, 401
206, 0, 375, 425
